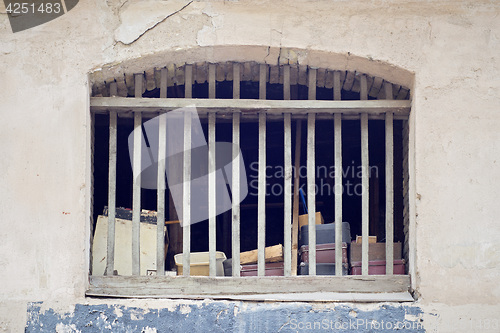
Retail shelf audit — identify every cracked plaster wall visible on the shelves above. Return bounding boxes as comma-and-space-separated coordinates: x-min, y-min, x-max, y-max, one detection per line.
0, 0, 499, 332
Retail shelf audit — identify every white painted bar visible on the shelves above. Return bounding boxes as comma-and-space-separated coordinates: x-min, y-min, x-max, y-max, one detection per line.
283, 113, 292, 276
259, 64, 266, 100
232, 112, 241, 276
385, 111, 394, 275
105, 110, 117, 275
291, 120, 302, 276
307, 112, 316, 275
361, 113, 369, 275
233, 63, 240, 99
283, 65, 290, 101
182, 111, 192, 276
334, 113, 343, 276
132, 74, 143, 276
258, 112, 266, 276
209, 64, 216, 99
156, 113, 166, 276
185, 65, 193, 98
208, 112, 217, 277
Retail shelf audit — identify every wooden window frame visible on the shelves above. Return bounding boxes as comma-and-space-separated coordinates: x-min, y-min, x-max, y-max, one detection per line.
88, 64, 413, 302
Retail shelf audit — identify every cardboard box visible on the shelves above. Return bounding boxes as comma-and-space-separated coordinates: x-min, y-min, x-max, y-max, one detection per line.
350, 242, 402, 262
298, 212, 324, 229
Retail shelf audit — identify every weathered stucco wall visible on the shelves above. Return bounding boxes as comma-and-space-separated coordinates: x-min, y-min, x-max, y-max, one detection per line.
1, 0, 499, 331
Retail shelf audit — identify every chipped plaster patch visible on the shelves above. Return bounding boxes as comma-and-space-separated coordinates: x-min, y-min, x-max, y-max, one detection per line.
55, 323, 80, 333
115, 0, 193, 45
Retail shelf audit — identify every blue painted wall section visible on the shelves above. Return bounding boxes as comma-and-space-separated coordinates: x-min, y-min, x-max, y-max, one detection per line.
26, 301, 424, 332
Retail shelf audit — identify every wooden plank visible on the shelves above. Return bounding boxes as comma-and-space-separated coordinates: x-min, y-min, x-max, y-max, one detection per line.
182, 111, 192, 276
307, 112, 316, 275
369, 77, 383, 98
284, 113, 292, 276
88, 275, 411, 296
209, 64, 216, 99
316, 68, 326, 88
208, 113, 216, 277
334, 113, 343, 276
109, 82, 117, 97
233, 63, 240, 99
283, 65, 290, 101
185, 65, 193, 98
91, 97, 411, 116
308, 68, 317, 100
175, 64, 185, 86
157, 113, 166, 276
240, 244, 283, 265
269, 65, 279, 84
343, 71, 355, 91
259, 64, 267, 100
132, 74, 143, 276
325, 70, 334, 89
232, 112, 241, 276
160, 68, 167, 98
116, 76, 128, 97
333, 71, 341, 101
105, 110, 117, 275
361, 113, 369, 275
195, 62, 207, 84
291, 120, 302, 276
258, 112, 266, 276
145, 68, 156, 91
385, 111, 394, 275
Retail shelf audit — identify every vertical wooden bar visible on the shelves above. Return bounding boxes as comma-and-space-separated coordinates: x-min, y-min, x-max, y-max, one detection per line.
334, 113, 343, 275
209, 64, 216, 99
182, 111, 192, 276
208, 112, 216, 277
259, 64, 267, 100
361, 113, 369, 275
185, 65, 193, 98
333, 71, 341, 101
156, 113, 166, 276
105, 110, 117, 275
385, 82, 394, 275
232, 112, 241, 276
283, 65, 290, 101
233, 63, 240, 99
291, 120, 302, 276
283, 113, 292, 276
132, 74, 143, 276
160, 68, 167, 98
257, 112, 266, 276
284, 65, 292, 275
360, 75, 368, 101
308, 68, 317, 101
307, 113, 316, 275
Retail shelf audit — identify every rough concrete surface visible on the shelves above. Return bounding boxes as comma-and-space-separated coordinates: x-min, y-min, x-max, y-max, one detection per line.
0, 0, 499, 332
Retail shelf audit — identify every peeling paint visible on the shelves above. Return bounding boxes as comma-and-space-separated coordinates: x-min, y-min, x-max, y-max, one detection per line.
26, 301, 424, 332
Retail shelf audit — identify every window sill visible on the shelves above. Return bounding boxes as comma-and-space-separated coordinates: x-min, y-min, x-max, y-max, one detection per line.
87, 275, 412, 302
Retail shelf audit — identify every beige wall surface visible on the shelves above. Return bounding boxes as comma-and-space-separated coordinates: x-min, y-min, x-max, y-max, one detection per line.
0, 0, 499, 331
